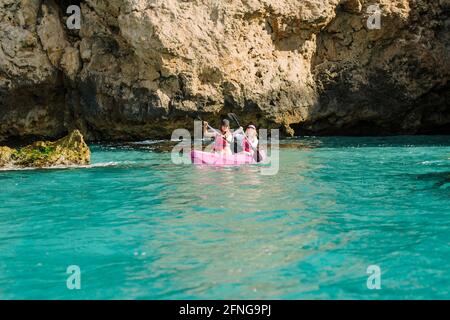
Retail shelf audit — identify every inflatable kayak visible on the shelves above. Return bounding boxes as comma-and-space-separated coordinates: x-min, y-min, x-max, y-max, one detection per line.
190, 150, 263, 166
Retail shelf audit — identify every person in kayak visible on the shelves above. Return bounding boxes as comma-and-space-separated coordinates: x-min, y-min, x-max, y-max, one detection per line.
232, 124, 259, 155
203, 119, 234, 155
241, 124, 259, 156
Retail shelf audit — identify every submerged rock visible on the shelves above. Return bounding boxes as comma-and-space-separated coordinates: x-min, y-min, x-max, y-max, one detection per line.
0, 130, 90, 169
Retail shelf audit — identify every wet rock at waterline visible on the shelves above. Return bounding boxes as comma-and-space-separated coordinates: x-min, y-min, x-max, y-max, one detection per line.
0, 130, 90, 168
0, 0, 449, 142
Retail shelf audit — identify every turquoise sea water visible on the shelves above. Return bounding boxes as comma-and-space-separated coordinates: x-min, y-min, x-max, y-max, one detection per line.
0, 136, 449, 300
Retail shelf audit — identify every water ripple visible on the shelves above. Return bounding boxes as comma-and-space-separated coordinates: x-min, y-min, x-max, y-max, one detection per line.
0, 136, 449, 299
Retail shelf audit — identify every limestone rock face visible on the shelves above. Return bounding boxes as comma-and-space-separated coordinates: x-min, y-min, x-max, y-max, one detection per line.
0, 130, 90, 168
0, 146, 14, 167
0, 0, 66, 141
0, 0, 449, 141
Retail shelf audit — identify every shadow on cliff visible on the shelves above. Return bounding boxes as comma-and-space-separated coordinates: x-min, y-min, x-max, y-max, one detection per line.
0, 80, 68, 146
291, 1, 450, 137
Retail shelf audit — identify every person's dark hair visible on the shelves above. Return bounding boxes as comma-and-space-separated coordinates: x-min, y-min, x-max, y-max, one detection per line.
221, 119, 230, 127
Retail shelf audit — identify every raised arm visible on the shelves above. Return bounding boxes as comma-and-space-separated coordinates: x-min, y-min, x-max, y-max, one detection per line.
203, 122, 217, 139
232, 127, 244, 137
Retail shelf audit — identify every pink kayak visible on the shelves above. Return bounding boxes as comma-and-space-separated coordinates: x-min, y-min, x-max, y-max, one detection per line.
190, 150, 263, 166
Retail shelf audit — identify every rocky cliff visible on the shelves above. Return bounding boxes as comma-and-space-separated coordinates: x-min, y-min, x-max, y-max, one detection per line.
0, 0, 449, 142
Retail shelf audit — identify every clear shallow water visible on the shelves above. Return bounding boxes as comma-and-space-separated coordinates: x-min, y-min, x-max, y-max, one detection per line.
0, 136, 449, 300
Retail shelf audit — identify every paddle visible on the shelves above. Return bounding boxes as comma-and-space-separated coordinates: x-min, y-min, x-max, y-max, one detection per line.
227, 113, 264, 163
227, 113, 242, 128
196, 115, 225, 138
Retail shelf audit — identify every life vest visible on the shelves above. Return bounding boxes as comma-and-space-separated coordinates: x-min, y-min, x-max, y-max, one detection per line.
243, 137, 258, 153
243, 139, 251, 153
213, 134, 231, 154
214, 136, 226, 150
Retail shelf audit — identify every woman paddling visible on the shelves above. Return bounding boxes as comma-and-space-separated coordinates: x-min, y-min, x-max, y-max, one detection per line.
233, 124, 259, 156
242, 124, 259, 156
202, 119, 234, 155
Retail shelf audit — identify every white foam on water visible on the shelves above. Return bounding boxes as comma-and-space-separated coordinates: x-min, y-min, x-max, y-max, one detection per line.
420, 160, 449, 165
87, 161, 123, 168
0, 161, 123, 172
129, 140, 166, 145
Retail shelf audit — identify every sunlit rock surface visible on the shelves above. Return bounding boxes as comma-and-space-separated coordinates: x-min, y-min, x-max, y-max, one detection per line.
0, 0, 449, 142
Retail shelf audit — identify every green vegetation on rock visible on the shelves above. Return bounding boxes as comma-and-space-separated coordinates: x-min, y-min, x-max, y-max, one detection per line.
0, 130, 90, 169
